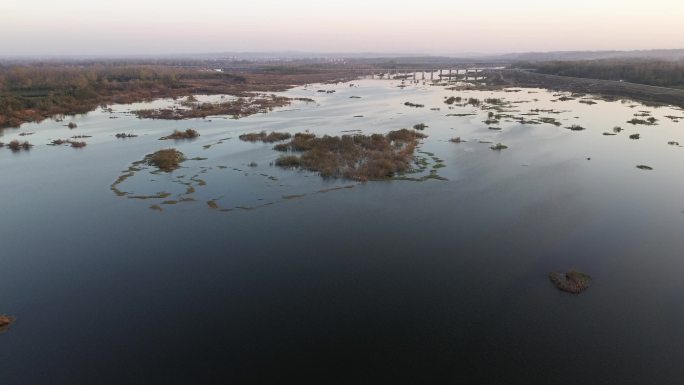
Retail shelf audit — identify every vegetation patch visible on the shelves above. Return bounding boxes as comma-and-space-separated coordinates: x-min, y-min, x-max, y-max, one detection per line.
404, 101, 425, 108
69, 140, 87, 148
115, 133, 138, 138
7, 140, 32, 151
239, 131, 292, 143
444, 96, 462, 105
629, 134, 641, 140
490, 143, 508, 150
636, 165, 653, 170
273, 129, 426, 181
145, 149, 186, 172
566, 124, 586, 131
548, 270, 591, 294
627, 118, 657, 125
136, 95, 291, 120
0, 314, 15, 332
160, 129, 199, 140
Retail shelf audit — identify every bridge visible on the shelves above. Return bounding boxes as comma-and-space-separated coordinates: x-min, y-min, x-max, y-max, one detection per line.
363, 67, 498, 81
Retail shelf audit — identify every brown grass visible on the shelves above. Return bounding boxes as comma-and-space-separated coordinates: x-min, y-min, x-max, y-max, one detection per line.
239, 131, 292, 143
145, 149, 186, 172
160, 129, 200, 140
273, 129, 426, 181
69, 140, 87, 148
136, 95, 291, 120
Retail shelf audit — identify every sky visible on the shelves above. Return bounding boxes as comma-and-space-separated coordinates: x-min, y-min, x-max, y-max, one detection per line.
3, 0, 684, 56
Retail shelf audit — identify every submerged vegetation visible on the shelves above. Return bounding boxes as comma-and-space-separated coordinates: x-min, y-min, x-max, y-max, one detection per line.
549, 270, 592, 294
145, 149, 186, 172
272, 129, 426, 181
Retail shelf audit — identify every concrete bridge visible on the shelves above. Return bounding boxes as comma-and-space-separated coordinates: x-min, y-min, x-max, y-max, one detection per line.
361, 66, 500, 81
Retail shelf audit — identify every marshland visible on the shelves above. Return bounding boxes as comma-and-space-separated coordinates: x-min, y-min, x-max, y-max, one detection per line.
2, 64, 684, 385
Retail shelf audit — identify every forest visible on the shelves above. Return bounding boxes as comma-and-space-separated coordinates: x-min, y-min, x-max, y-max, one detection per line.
523, 59, 684, 88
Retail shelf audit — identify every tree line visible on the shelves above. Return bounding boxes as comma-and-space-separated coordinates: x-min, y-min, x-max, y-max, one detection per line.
518, 59, 684, 88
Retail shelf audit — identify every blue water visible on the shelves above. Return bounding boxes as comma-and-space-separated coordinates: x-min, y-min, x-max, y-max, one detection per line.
1, 79, 684, 384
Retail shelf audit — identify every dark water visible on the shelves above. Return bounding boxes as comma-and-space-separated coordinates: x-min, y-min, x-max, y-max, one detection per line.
1, 79, 684, 384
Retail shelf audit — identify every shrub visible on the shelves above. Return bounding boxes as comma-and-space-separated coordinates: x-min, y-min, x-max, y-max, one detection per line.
275, 155, 301, 168
160, 129, 199, 140
69, 141, 87, 148
239, 131, 291, 143
7, 140, 32, 151
145, 149, 186, 172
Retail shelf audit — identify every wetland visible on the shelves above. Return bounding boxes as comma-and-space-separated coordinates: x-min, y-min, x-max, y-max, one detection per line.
2, 72, 684, 384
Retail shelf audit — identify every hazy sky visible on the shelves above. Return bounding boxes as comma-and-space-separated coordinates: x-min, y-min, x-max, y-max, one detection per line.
3, 0, 684, 56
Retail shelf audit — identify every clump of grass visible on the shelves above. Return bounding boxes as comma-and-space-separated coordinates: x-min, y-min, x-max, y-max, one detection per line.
0, 314, 15, 332
69, 140, 86, 148
273, 130, 426, 181
629, 134, 641, 140
548, 269, 591, 294
484, 98, 505, 105
275, 155, 301, 168
145, 148, 186, 172
7, 140, 32, 151
160, 129, 199, 140
449, 137, 464, 143
668, 141, 680, 146
239, 131, 292, 143
115, 133, 138, 138
566, 125, 586, 131
579, 99, 597, 105
627, 118, 657, 126
67, 122, 77, 129
413, 123, 428, 131
404, 102, 424, 108
613, 126, 623, 133
50, 139, 68, 145
444, 96, 462, 105
387, 129, 427, 142
636, 165, 653, 170
248, 161, 258, 167
490, 143, 508, 150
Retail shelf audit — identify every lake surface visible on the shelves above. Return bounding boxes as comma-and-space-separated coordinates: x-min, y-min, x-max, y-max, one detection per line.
2, 77, 684, 384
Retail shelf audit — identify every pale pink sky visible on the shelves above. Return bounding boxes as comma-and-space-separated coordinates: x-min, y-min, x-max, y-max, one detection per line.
3, 0, 684, 55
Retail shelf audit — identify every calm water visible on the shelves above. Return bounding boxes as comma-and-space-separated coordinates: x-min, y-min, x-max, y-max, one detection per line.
1, 78, 684, 384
